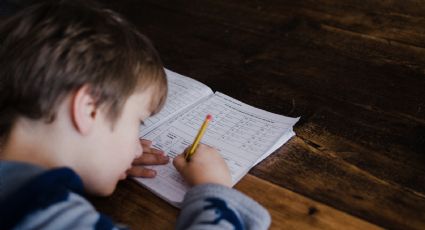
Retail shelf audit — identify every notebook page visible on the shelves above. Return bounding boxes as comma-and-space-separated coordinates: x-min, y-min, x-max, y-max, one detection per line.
255, 128, 296, 165
139, 68, 213, 135
134, 92, 299, 206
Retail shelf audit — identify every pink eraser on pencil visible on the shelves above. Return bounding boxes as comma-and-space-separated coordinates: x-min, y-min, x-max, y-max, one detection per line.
206, 114, 212, 121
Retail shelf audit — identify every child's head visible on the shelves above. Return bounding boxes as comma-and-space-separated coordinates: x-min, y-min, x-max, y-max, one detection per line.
0, 1, 167, 195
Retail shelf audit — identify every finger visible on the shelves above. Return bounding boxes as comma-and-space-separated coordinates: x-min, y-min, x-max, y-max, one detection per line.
133, 153, 169, 165
173, 154, 186, 172
202, 143, 214, 149
147, 147, 166, 156
197, 143, 213, 152
127, 166, 157, 178
183, 146, 191, 153
140, 139, 152, 148
140, 139, 165, 155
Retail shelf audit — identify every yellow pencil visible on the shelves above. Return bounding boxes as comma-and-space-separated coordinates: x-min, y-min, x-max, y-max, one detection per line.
185, 114, 212, 161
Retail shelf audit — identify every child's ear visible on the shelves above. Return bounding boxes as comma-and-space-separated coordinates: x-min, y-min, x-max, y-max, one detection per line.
71, 85, 98, 135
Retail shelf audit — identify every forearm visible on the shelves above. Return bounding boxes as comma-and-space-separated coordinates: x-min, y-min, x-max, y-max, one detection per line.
176, 184, 271, 230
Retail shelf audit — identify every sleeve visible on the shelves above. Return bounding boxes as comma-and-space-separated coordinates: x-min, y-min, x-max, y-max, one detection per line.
176, 184, 271, 230
13, 192, 128, 230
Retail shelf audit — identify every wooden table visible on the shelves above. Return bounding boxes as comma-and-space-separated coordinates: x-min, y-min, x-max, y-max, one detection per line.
90, 1, 425, 229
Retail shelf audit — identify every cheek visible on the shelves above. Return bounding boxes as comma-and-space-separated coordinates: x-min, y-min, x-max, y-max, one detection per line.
118, 126, 142, 159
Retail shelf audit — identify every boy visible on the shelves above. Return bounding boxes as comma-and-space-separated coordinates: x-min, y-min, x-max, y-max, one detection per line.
0, 1, 270, 229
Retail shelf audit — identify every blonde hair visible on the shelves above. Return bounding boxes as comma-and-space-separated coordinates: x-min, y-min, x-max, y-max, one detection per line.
0, 1, 167, 138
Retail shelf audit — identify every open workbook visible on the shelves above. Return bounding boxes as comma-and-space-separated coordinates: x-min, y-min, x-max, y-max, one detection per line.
135, 69, 299, 207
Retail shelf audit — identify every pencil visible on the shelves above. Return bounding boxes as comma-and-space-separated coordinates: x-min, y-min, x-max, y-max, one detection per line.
185, 114, 212, 161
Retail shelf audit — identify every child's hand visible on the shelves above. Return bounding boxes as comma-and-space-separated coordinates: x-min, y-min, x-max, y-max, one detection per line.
126, 139, 169, 178
173, 144, 232, 187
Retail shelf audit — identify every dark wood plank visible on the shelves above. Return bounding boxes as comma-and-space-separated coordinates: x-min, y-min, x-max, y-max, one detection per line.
125, 0, 425, 121
90, 175, 381, 230
94, 1, 425, 229
253, 137, 425, 229
235, 174, 381, 230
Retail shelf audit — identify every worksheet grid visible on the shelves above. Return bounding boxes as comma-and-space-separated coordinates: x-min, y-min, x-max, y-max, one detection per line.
180, 100, 288, 153
150, 126, 242, 178
151, 126, 192, 158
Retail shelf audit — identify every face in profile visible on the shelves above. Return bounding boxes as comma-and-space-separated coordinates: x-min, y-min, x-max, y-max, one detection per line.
82, 88, 155, 196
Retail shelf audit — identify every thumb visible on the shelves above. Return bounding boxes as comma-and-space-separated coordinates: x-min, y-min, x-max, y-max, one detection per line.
173, 153, 186, 172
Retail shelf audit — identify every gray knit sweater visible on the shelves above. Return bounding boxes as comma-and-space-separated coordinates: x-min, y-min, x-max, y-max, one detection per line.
0, 161, 270, 229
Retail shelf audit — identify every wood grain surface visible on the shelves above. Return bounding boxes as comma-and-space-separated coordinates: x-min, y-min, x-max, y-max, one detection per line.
90, 1, 425, 229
